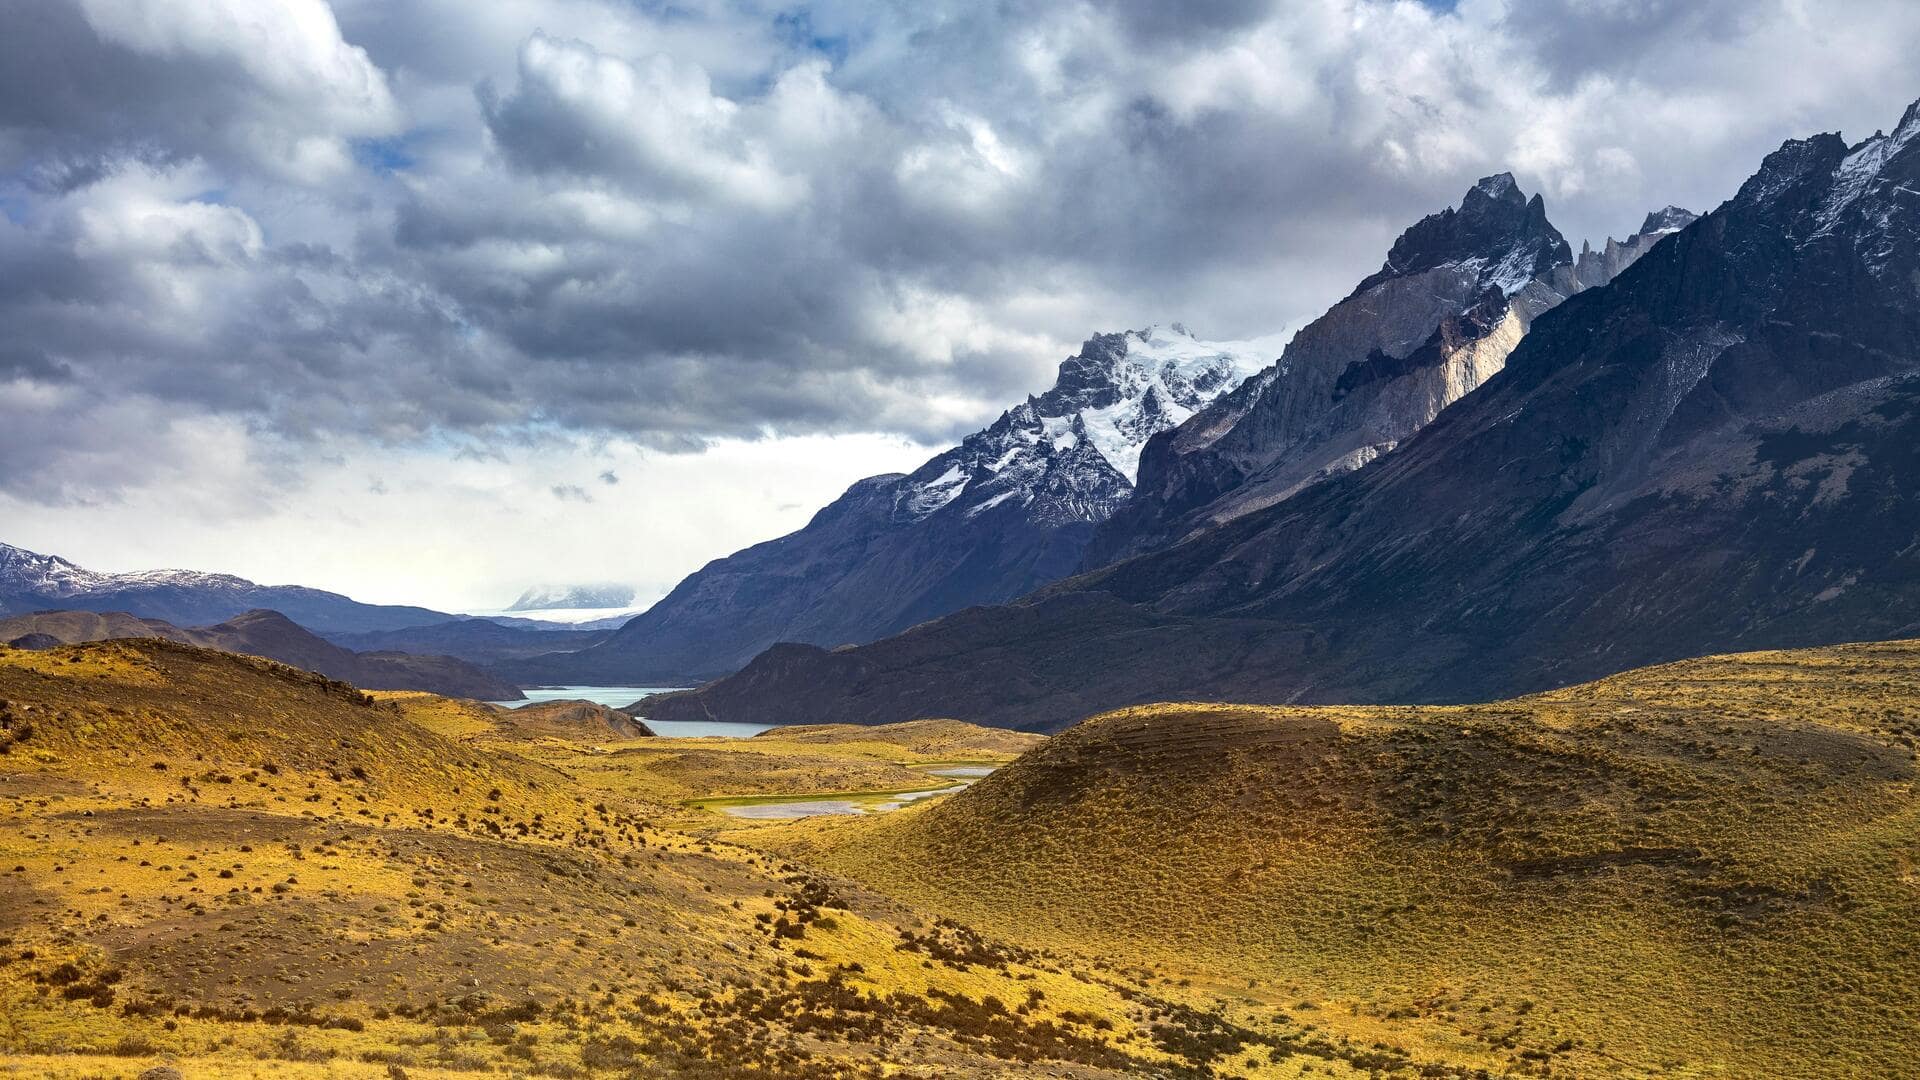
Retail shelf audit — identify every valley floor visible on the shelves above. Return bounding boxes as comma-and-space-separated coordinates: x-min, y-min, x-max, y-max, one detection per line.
3, 637, 1918, 1077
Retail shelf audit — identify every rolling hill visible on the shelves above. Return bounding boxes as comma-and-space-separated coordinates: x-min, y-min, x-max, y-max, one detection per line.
0, 608, 523, 700
762, 638, 1920, 1077
325, 616, 613, 664
0, 638, 1425, 1079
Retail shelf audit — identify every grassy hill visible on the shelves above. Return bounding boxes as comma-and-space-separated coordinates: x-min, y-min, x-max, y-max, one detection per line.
756, 720, 1046, 759
1, 639, 1407, 1079
762, 639, 1920, 1078
0, 607, 523, 701
11, 635, 1918, 1077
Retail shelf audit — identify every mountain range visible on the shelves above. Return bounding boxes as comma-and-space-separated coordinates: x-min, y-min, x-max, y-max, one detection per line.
507, 325, 1277, 684
642, 97, 1920, 731
0, 607, 523, 699
515, 174, 1686, 688
0, 542, 452, 634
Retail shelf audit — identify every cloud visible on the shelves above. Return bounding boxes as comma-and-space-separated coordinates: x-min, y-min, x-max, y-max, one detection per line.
549, 483, 593, 503
0, 0, 399, 183
4, 0, 1920, 605
480, 32, 804, 210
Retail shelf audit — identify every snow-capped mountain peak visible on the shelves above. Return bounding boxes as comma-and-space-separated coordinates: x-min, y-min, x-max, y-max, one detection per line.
890, 325, 1277, 529
508, 583, 637, 611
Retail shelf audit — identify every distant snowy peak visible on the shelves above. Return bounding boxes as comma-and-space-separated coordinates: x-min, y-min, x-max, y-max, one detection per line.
1812, 98, 1920, 271
892, 325, 1277, 526
1639, 205, 1700, 236
508, 583, 636, 611
1352, 172, 1572, 300
0, 542, 250, 598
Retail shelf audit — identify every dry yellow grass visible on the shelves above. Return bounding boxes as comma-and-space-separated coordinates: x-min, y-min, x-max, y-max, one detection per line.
760, 640, 1920, 1078
14, 635, 1919, 1077
0, 639, 1401, 1078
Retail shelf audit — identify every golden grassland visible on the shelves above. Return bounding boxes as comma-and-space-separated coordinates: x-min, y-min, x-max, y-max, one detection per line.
757, 640, 1920, 1078
8, 636, 1920, 1077
1, 639, 1420, 1079
383, 695, 1040, 816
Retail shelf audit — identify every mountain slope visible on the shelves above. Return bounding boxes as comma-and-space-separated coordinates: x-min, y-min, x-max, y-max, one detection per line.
0, 542, 452, 633
1088, 177, 1694, 566
766, 638, 1920, 1077
643, 96, 1920, 732
511, 325, 1275, 684
0, 607, 523, 700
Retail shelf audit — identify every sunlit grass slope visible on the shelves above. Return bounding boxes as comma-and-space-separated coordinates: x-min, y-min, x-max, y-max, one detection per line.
1, 639, 1421, 1078
766, 639, 1920, 1078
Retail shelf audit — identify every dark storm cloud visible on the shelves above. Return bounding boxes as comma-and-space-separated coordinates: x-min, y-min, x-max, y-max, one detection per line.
4, 0, 1920, 504
1107, 0, 1278, 41
1497, 0, 1763, 90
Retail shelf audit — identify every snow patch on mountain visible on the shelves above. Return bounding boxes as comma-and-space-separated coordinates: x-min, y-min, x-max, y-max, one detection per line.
1819, 111, 1920, 231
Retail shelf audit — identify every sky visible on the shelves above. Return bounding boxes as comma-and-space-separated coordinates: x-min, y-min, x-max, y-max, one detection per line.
2, 0, 1918, 612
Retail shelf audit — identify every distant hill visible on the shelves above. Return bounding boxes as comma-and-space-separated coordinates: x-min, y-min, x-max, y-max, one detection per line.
775, 638, 1920, 1077
0, 607, 522, 700
483, 698, 654, 740
745, 719, 1045, 759
326, 617, 612, 664
0, 541, 453, 633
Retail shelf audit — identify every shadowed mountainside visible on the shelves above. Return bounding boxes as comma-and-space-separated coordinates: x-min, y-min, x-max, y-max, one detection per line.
324, 617, 613, 664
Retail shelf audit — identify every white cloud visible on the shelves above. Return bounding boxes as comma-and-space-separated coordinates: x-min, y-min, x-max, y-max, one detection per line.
5, 0, 1920, 605
0, 429, 937, 611
481, 31, 806, 210
64, 0, 401, 180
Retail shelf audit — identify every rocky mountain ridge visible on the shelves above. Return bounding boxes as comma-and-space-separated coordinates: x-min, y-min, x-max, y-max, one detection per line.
1087, 177, 1695, 566
641, 96, 1920, 731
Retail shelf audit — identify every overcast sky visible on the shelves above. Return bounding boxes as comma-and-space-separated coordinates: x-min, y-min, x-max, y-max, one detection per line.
2, 0, 1917, 612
